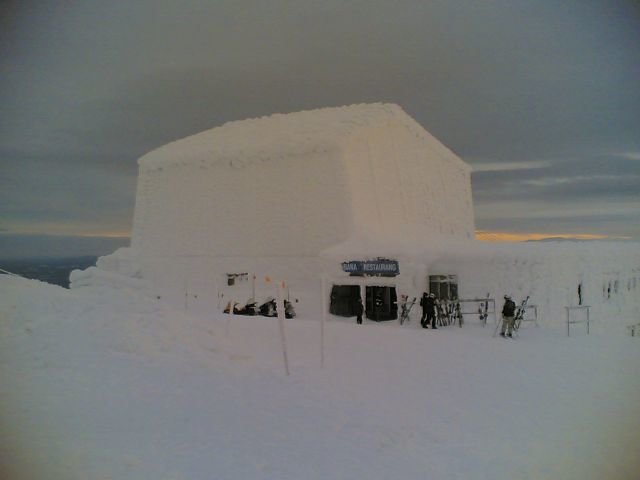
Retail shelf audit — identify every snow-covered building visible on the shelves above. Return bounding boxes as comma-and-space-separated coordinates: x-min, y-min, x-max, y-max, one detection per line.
127, 103, 475, 319
76, 103, 639, 329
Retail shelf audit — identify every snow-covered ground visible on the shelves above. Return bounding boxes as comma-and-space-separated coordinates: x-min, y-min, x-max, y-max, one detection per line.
2, 275, 639, 479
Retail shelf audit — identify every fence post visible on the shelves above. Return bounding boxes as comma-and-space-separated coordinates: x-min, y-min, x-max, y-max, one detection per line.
566, 306, 591, 337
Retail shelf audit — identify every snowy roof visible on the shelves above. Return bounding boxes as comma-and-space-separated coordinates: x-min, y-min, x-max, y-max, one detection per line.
138, 103, 468, 170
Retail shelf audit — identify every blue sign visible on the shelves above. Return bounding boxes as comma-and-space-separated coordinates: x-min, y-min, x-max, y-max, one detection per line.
341, 259, 399, 276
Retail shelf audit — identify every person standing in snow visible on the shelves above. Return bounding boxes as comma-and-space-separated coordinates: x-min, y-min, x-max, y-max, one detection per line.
420, 292, 436, 329
500, 295, 516, 337
355, 297, 364, 325
420, 292, 428, 327
428, 294, 438, 329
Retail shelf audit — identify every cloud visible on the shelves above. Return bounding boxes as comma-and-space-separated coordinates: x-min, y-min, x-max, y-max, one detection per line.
474, 197, 640, 240
470, 160, 550, 172
614, 152, 640, 161
1, 0, 640, 245
474, 231, 616, 242
1, 151, 136, 235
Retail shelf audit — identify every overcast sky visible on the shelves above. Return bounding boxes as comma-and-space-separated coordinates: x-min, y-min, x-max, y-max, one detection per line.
1, 0, 639, 257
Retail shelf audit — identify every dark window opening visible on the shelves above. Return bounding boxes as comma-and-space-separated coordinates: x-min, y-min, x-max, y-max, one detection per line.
329, 285, 361, 317
429, 275, 458, 300
226, 273, 248, 286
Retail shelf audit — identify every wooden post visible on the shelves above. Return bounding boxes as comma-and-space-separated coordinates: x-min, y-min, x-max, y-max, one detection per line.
276, 282, 290, 376
251, 273, 256, 301
321, 276, 327, 368
225, 299, 234, 337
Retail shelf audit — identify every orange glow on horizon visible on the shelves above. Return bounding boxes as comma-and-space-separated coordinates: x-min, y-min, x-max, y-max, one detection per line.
474, 231, 617, 242
6, 228, 131, 239
78, 232, 131, 239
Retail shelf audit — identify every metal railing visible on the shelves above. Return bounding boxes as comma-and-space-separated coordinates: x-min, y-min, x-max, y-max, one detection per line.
458, 297, 496, 326
565, 305, 591, 337
627, 323, 640, 337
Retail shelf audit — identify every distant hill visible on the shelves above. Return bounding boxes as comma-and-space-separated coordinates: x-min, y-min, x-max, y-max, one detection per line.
0, 256, 99, 289
525, 237, 627, 243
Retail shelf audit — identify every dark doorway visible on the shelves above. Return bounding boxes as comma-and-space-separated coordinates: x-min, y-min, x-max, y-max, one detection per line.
329, 285, 361, 317
365, 286, 397, 321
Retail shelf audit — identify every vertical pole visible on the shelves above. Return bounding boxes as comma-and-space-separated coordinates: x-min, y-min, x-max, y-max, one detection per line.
277, 282, 290, 376
252, 273, 256, 301
566, 307, 570, 337
492, 299, 497, 325
225, 299, 234, 337
215, 277, 220, 310
361, 281, 366, 321
184, 277, 189, 311
321, 276, 326, 368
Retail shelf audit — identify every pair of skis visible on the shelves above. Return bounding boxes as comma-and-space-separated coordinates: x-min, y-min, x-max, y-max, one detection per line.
478, 293, 490, 326
399, 297, 417, 325
512, 295, 530, 333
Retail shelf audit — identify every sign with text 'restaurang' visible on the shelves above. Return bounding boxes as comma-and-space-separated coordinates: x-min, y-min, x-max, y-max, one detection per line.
341, 259, 399, 277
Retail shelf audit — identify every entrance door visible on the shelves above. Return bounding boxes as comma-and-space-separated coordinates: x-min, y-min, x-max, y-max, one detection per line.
329, 285, 361, 317
365, 286, 398, 321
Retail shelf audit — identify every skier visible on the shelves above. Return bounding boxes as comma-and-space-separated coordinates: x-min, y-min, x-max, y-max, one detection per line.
355, 297, 364, 325
500, 294, 516, 337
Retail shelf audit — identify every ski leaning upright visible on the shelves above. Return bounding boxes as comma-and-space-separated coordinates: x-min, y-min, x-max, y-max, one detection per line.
478, 293, 490, 326
399, 297, 417, 325
512, 295, 530, 334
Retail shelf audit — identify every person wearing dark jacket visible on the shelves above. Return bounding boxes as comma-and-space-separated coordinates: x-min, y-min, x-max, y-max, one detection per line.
501, 295, 516, 337
420, 292, 428, 328
420, 293, 437, 329
427, 293, 437, 329
355, 297, 364, 324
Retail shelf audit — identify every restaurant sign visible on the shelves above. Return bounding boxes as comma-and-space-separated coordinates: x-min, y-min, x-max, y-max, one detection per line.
341, 259, 400, 277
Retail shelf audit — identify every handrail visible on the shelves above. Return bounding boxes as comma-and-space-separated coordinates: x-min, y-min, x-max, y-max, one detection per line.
565, 305, 591, 337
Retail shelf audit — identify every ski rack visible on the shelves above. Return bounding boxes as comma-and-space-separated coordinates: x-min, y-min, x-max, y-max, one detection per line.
627, 323, 640, 337
458, 298, 497, 325
565, 305, 591, 337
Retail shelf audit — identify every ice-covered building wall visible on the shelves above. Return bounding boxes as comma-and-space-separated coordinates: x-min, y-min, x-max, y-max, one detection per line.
342, 121, 473, 238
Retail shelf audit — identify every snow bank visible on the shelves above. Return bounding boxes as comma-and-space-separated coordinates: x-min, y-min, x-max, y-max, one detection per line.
95, 247, 141, 278
2, 275, 640, 480
70, 247, 147, 292
69, 266, 147, 292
